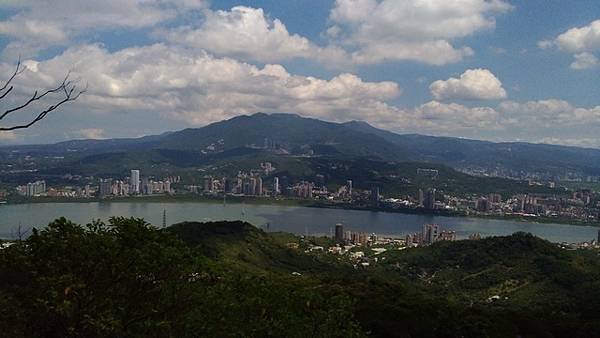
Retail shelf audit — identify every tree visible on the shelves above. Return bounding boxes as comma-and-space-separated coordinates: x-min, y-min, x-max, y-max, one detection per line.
0, 58, 85, 131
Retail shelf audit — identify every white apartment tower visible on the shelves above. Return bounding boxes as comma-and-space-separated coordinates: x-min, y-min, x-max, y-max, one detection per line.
130, 169, 140, 194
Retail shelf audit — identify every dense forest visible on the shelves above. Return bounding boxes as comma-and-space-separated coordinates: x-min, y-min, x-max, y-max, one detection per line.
1, 218, 600, 337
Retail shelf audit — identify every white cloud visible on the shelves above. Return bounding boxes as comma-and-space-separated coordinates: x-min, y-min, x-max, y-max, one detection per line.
161, 6, 349, 65
537, 40, 554, 49
73, 128, 106, 140
430, 69, 507, 101
0, 131, 18, 141
500, 99, 600, 127
570, 52, 599, 70
541, 19, 600, 70
407, 101, 501, 131
3, 43, 514, 140
538, 137, 600, 149
5, 44, 399, 126
555, 19, 600, 53
0, 0, 207, 58
328, 0, 512, 65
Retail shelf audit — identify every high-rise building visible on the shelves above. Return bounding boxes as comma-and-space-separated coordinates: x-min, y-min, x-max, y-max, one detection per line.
476, 198, 491, 212
488, 193, 502, 204
24, 180, 46, 197
273, 177, 280, 195
334, 223, 344, 243
370, 186, 380, 203
346, 180, 353, 196
99, 178, 112, 197
417, 189, 424, 207
422, 223, 440, 245
130, 170, 140, 195
203, 176, 213, 193
256, 177, 263, 196
424, 188, 436, 210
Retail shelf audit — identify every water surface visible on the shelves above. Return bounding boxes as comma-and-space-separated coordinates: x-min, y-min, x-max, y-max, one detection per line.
0, 202, 597, 243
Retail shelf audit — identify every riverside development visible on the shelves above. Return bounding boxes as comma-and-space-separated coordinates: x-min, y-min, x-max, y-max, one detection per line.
6, 162, 600, 228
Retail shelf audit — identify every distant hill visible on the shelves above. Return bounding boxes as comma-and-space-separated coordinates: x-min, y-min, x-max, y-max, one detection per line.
4, 112, 600, 178
343, 119, 600, 176
155, 113, 407, 160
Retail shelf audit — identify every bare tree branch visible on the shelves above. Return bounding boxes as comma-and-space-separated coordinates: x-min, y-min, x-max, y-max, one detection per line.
0, 59, 86, 131
0, 57, 25, 95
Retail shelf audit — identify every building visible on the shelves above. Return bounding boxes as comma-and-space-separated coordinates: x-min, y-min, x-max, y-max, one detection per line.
99, 178, 112, 197
21, 180, 46, 197
256, 177, 263, 196
417, 189, 424, 207
346, 180, 353, 196
424, 188, 436, 210
334, 223, 344, 243
203, 176, 213, 193
422, 223, 440, 245
130, 170, 140, 195
417, 168, 439, 179
438, 230, 457, 241
370, 186, 381, 203
488, 193, 502, 204
476, 198, 491, 212
273, 177, 280, 195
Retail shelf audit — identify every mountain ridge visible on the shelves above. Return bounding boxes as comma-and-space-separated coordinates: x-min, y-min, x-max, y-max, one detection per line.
4, 112, 600, 177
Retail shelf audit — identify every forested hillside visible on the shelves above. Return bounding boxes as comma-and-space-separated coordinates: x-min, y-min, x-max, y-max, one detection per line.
2, 218, 600, 337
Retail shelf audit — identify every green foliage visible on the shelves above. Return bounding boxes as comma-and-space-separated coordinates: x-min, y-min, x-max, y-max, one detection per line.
3, 218, 600, 337
0, 218, 362, 337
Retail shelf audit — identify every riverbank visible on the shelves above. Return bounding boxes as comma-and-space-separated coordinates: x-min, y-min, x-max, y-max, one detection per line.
4, 194, 600, 228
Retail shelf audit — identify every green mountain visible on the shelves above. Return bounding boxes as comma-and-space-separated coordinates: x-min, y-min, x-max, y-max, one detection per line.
5, 112, 600, 178
344, 119, 600, 176
155, 113, 407, 159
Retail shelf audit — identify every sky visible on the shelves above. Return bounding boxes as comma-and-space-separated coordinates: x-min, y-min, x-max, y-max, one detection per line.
0, 0, 598, 147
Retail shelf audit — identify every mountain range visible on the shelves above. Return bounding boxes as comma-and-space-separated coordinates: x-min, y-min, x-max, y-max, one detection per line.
5, 112, 600, 179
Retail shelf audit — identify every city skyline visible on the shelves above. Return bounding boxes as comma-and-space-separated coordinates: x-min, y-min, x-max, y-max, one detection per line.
0, 1, 598, 147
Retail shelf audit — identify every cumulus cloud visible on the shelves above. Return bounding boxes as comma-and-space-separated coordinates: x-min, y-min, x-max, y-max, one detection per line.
430, 69, 507, 101
407, 101, 501, 131
328, 0, 512, 65
500, 99, 600, 127
0, 0, 207, 58
6, 44, 399, 126
570, 52, 599, 70
540, 19, 600, 70
3, 43, 514, 140
555, 19, 600, 53
161, 6, 349, 65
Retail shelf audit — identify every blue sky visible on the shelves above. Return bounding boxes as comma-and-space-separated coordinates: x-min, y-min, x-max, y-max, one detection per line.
0, 0, 598, 147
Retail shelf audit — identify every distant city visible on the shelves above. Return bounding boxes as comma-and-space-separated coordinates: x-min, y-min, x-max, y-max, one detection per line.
8, 161, 600, 229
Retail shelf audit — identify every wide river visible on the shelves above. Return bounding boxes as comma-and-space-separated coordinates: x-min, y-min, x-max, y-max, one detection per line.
0, 202, 598, 243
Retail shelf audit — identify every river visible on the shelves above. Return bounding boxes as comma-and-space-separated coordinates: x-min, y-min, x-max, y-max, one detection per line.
0, 202, 598, 243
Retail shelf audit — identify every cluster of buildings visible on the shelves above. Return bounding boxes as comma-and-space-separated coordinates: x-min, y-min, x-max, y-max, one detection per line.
16, 180, 46, 197
334, 223, 370, 245
405, 224, 457, 247
98, 170, 178, 197
308, 222, 458, 268
443, 190, 600, 222
190, 163, 330, 199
